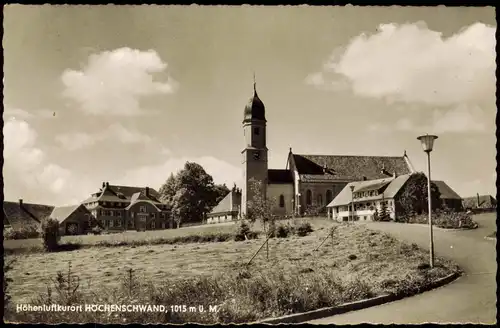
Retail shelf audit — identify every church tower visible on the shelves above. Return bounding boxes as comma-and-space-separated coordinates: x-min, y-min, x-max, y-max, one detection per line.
241, 79, 268, 217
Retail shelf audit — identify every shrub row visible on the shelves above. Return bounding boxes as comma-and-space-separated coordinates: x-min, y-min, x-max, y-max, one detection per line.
4, 225, 40, 240
269, 220, 314, 238
401, 210, 477, 229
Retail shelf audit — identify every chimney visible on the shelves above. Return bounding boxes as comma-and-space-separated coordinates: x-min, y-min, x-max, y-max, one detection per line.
146, 187, 150, 197
477, 193, 480, 208
19, 199, 23, 206
362, 176, 367, 181
102, 182, 106, 188
106, 182, 109, 187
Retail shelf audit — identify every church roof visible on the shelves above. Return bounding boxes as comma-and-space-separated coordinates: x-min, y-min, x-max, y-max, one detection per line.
432, 180, 461, 200
292, 154, 412, 182
243, 83, 266, 122
268, 169, 293, 184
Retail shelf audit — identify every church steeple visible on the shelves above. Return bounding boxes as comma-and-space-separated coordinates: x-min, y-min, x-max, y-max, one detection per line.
241, 74, 268, 217
244, 73, 266, 123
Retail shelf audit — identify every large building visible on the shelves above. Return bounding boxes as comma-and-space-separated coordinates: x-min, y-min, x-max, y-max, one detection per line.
210, 82, 415, 219
81, 182, 172, 231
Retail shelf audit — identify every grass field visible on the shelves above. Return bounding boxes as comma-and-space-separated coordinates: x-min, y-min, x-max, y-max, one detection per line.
5, 219, 460, 324
3, 217, 331, 254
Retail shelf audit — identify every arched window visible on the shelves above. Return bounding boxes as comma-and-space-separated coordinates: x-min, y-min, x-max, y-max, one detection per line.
326, 190, 333, 204
318, 194, 323, 205
279, 195, 285, 208
306, 190, 312, 206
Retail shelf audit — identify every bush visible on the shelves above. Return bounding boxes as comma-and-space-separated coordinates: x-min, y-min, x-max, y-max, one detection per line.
234, 221, 254, 241
276, 224, 291, 238
91, 226, 103, 235
41, 218, 61, 252
4, 225, 40, 240
295, 222, 313, 237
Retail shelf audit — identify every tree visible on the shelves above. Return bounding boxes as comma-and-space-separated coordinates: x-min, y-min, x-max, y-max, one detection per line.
246, 178, 276, 235
158, 162, 233, 225
159, 173, 178, 207
171, 162, 218, 224
211, 183, 230, 209
396, 172, 441, 218
379, 201, 388, 221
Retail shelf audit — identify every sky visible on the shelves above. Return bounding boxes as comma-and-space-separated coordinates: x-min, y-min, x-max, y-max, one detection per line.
3, 5, 497, 206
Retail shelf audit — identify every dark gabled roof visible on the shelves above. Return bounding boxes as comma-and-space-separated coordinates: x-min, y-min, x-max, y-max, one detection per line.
3, 201, 54, 229
292, 154, 411, 182
432, 180, 462, 200
268, 169, 293, 184
462, 195, 497, 209
354, 180, 392, 193
82, 184, 163, 204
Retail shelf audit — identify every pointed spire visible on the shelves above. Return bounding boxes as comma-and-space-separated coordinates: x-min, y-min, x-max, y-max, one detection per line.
253, 71, 257, 95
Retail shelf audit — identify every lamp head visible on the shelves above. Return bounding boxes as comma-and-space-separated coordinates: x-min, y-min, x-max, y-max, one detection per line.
417, 134, 438, 153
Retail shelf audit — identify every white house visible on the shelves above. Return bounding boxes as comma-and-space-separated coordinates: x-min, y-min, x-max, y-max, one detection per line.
326, 174, 412, 222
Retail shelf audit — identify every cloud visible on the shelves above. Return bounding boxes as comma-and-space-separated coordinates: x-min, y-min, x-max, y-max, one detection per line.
61, 47, 177, 116
3, 107, 55, 120
55, 123, 154, 151
3, 118, 92, 204
368, 105, 489, 134
117, 156, 242, 190
310, 22, 496, 107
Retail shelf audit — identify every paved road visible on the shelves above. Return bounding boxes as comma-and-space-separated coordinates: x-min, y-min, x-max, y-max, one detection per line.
309, 213, 497, 324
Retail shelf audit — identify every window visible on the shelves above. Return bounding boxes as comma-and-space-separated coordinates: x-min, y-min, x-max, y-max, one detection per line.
116, 219, 121, 227
279, 195, 285, 208
161, 222, 165, 229
131, 220, 135, 228
140, 206, 146, 213
151, 221, 156, 229
318, 194, 323, 205
160, 213, 165, 219
306, 190, 312, 206
326, 190, 333, 204
151, 213, 156, 219
254, 127, 260, 135
109, 220, 114, 228
109, 211, 114, 217
117, 211, 121, 217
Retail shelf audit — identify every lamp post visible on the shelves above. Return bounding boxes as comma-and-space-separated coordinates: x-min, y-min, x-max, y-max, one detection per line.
417, 134, 438, 268
297, 193, 301, 217
349, 185, 355, 224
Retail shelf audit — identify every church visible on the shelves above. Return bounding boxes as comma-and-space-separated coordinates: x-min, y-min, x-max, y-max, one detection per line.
206, 83, 415, 223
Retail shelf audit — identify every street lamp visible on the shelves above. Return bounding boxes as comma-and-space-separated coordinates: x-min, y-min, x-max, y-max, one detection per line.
349, 185, 355, 224
417, 134, 438, 268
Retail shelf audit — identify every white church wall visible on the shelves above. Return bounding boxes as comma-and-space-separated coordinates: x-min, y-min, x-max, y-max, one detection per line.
267, 183, 294, 216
